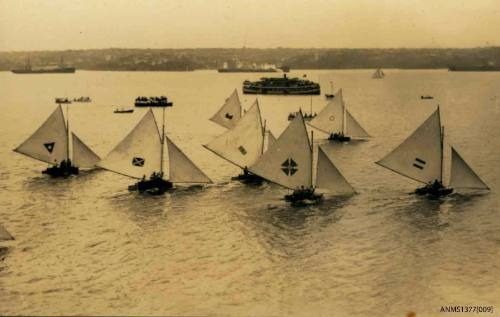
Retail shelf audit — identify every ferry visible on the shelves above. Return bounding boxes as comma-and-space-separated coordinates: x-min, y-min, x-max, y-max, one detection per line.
243, 74, 320, 95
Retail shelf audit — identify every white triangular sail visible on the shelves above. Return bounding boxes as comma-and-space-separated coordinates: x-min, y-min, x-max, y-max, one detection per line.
204, 100, 264, 169
315, 146, 355, 194
345, 109, 370, 139
166, 136, 212, 184
0, 224, 14, 241
97, 109, 162, 179
14, 106, 68, 165
72, 133, 100, 168
308, 89, 345, 134
372, 69, 385, 79
250, 111, 312, 190
449, 147, 489, 190
265, 131, 277, 153
376, 109, 442, 184
209, 89, 242, 129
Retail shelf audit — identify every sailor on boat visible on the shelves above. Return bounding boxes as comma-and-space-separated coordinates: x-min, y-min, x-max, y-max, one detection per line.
376, 106, 489, 197
14, 105, 100, 177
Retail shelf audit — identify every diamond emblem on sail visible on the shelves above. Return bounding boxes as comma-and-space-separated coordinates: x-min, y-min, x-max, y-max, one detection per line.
43, 142, 55, 153
132, 157, 145, 167
413, 157, 426, 170
281, 158, 298, 176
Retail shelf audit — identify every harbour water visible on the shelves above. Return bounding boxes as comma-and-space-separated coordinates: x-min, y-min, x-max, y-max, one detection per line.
0, 70, 499, 316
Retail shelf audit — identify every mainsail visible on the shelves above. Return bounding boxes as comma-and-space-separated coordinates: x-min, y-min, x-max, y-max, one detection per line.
204, 100, 264, 169
315, 146, 355, 194
14, 106, 68, 165
0, 224, 14, 241
97, 109, 162, 179
249, 111, 312, 190
376, 109, 443, 184
265, 131, 277, 153
308, 89, 345, 134
345, 109, 370, 139
449, 147, 489, 190
209, 89, 242, 129
166, 136, 212, 184
71, 132, 100, 168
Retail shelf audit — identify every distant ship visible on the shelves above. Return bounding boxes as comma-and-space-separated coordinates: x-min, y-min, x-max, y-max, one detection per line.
218, 68, 278, 73
11, 57, 75, 74
243, 74, 320, 95
448, 65, 500, 72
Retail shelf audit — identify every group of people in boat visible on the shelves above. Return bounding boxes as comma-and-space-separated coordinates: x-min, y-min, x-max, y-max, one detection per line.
288, 112, 317, 121
135, 96, 170, 106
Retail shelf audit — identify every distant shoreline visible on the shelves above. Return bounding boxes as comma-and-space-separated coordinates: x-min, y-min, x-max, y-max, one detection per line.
1, 47, 499, 71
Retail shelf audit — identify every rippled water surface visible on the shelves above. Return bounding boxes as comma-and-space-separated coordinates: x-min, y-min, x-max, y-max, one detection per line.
0, 70, 499, 316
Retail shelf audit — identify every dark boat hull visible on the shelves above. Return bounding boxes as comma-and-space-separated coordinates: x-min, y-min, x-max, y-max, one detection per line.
415, 185, 454, 197
231, 172, 264, 184
42, 165, 79, 177
12, 67, 75, 74
329, 134, 351, 142
128, 178, 173, 195
134, 102, 173, 107
218, 68, 277, 73
243, 87, 320, 95
285, 189, 323, 204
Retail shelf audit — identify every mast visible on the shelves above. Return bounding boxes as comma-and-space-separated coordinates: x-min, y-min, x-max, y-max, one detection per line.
262, 119, 266, 155
66, 104, 70, 161
311, 130, 314, 188
310, 95, 313, 115
330, 81, 333, 94
342, 102, 346, 135
437, 105, 443, 183
160, 107, 165, 175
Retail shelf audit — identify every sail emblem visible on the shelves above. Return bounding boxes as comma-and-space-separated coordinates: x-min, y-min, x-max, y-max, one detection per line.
413, 157, 426, 170
238, 146, 247, 155
281, 158, 298, 176
329, 115, 335, 121
225, 113, 233, 119
132, 157, 145, 167
44, 142, 55, 153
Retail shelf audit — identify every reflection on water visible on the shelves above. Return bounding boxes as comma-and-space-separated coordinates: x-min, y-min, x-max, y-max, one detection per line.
0, 70, 499, 316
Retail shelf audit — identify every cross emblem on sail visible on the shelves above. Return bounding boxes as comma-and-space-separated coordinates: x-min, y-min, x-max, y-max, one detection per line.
132, 157, 145, 167
44, 142, 55, 153
281, 158, 298, 176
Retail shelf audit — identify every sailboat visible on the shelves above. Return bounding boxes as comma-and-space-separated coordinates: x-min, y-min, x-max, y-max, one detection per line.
308, 89, 370, 142
376, 106, 489, 197
98, 108, 212, 195
14, 105, 100, 177
205, 99, 275, 184
209, 89, 243, 129
249, 110, 355, 203
372, 68, 385, 79
0, 224, 14, 241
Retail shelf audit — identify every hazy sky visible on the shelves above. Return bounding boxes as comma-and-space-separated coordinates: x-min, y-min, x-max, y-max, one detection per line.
1, 0, 499, 51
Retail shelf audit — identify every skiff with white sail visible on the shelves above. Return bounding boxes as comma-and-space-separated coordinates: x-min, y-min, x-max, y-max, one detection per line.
205, 97, 276, 184
98, 108, 212, 195
376, 106, 489, 197
372, 68, 385, 79
14, 105, 100, 177
249, 110, 355, 204
308, 89, 370, 142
